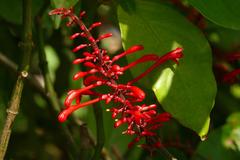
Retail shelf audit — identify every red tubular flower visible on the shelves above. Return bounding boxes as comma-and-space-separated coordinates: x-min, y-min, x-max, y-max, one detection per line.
223, 69, 240, 83
219, 51, 240, 83
128, 48, 183, 85
111, 45, 144, 63
225, 52, 240, 62
49, 7, 183, 149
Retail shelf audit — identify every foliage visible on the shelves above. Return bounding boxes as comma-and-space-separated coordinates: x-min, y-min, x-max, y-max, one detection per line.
0, 0, 240, 159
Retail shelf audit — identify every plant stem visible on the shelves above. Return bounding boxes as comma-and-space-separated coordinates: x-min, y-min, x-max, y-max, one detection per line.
35, 13, 79, 159
157, 138, 177, 160
92, 101, 105, 160
35, 20, 61, 112
0, 53, 18, 71
0, 52, 46, 97
0, 0, 32, 159
159, 146, 178, 160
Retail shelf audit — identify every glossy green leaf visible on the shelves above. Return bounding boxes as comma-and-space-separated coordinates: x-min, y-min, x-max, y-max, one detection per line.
193, 128, 240, 160
188, 0, 240, 30
118, 0, 216, 137
0, 0, 44, 24
193, 113, 240, 160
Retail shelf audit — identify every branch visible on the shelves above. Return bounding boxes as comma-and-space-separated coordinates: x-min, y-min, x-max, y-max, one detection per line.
0, 52, 46, 97
35, 9, 80, 159
92, 101, 105, 160
157, 138, 177, 160
0, 0, 33, 159
0, 53, 17, 71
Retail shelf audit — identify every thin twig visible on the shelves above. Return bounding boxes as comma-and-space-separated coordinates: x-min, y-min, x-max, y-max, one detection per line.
35, 9, 80, 159
0, 53, 18, 71
0, 0, 33, 159
111, 145, 123, 160
157, 138, 177, 160
0, 52, 46, 97
92, 101, 105, 160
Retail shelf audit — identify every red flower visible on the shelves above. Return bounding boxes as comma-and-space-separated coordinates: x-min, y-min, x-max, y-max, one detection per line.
49, 7, 183, 148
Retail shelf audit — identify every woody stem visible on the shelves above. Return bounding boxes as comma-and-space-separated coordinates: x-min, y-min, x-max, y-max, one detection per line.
0, 0, 33, 159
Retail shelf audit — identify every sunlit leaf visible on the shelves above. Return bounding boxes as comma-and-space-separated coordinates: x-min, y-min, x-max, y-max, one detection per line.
118, 0, 216, 137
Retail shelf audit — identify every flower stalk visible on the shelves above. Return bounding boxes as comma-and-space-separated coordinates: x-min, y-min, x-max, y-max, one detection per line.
0, 0, 33, 159
49, 7, 183, 153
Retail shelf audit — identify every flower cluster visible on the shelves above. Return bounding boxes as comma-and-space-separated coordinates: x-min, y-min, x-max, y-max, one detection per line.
223, 51, 240, 83
49, 7, 183, 148
213, 48, 240, 83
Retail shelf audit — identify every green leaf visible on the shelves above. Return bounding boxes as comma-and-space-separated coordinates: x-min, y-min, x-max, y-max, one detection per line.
51, 0, 78, 8
193, 128, 240, 160
222, 112, 240, 151
45, 45, 60, 82
0, 0, 44, 24
187, 0, 240, 30
193, 113, 240, 160
118, 0, 216, 137
207, 22, 240, 50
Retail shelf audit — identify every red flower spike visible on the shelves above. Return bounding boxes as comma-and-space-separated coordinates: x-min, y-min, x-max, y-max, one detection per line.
103, 55, 110, 61
128, 137, 141, 148
50, 7, 184, 149
128, 48, 183, 85
225, 52, 240, 62
70, 33, 81, 40
73, 58, 87, 64
223, 69, 240, 83
59, 97, 101, 122
83, 75, 106, 86
96, 33, 113, 42
66, 20, 74, 27
148, 124, 163, 130
122, 54, 159, 72
64, 82, 103, 107
88, 36, 95, 43
109, 107, 123, 118
58, 110, 69, 122
73, 69, 98, 80
105, 95, 113, 104
73, 71, 88, 80
150, 113, 171, 123
154, 141, 162, 148
89, 22, 102, 31
114, 118, 127, 128
49, 8, 71, 16
80, 25, 85, 31
123, 130, 135, 135
79, 11, 86, 18
72, 44, 89, 52
144, 110, 157, 116
141, 104, 157, 111
83, 62, 97, 68
81, 89, 98, 96
127, 86, 146, 101
112, 64, 122, 72
141, 131, 156, 136
83, 52, 93, 57
111, 45, 144, 63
